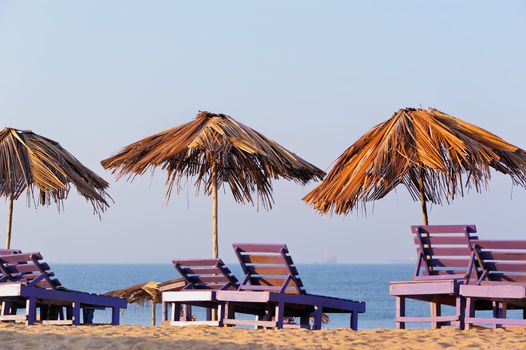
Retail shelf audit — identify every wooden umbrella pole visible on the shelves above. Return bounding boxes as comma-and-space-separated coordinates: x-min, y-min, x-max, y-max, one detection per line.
5, 193, 14, 249
419, 167, 438, 326
418, 168, 429, 226
212, 166, 219, 259
211, 165, 218, 322
151, 299, 156, 326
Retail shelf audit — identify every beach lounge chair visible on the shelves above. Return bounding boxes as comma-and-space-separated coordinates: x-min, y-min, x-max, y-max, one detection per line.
389, 225, 478, 329
215, 243, 366, 330
461, 240, 526, 328
0, 251, 126, 325
161, 258, 239, 326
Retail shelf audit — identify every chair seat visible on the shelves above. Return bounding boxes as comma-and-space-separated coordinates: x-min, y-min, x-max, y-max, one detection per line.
390, 279, 458, 296
460, 284, 526, 299
162, 290, 217, 302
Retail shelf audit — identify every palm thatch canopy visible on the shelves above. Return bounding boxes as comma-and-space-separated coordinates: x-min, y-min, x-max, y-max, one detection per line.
101, 111, 324, 258
0, 128, 109, 209
101, 111, 324, 208
0, 127, 110, 248
304, 108, 526, 220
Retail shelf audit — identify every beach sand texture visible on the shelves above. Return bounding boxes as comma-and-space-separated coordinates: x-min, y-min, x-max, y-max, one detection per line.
1, 324, 526, 350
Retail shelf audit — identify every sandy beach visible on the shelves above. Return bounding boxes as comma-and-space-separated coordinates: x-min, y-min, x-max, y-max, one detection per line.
1, 324, 526, 350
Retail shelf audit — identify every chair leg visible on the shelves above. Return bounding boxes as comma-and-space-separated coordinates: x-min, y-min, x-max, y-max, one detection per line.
83, 309, 94, 324
254, 315, 262, 329
40, 304, 48, 321
431, 302, 441, 329
300, 313, 310, 329
312, 305, 322, 330
217, 303, 225, 327
182, 304, 192, 321
1, 302, 11, 316
275, 302, 285, 330
111, 307, 120, 325
170, 303, 180, 322
456, 296, 465, 330
464, 297, 473, 330
492, 301, 502, 329
396, 296, 406, 330
72, 302, 81, 326
161, 301, 167, 323
26, 298, 36, 325
350, 311, 358, 331
496, 302, 507, 329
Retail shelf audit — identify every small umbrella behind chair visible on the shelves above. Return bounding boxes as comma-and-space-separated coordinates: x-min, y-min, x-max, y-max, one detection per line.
304, 107, 526, 222
106, 278, 185, 326
0, 128, 110, 248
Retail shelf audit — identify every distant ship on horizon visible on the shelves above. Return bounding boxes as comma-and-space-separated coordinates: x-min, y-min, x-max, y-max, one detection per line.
320, 250, 338, 264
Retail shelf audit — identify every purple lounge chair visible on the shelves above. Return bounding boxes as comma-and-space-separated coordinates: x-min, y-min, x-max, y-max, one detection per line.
461, 240, 526, 328
389, 225, 478, 329
216, 243, 366, 330
161, 258, 238, 326
0, 252, 126, 325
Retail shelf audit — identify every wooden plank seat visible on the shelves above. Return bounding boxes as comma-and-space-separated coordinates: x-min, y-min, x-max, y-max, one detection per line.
215, 243, 365, 330
389, 225, 478, 329
460, 240, 526, 328
0, 251, 126, 325
161, 258, 238, 326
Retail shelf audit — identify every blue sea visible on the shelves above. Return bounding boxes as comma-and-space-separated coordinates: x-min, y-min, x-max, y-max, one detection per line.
50, 263, 453, 329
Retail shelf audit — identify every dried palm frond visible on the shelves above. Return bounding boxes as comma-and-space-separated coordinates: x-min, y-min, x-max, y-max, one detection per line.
0, 127, 110, 212
304, 108, 526, 216
106, 278, 185, 326
107, 281, 160, 306
101, 111, 325, 209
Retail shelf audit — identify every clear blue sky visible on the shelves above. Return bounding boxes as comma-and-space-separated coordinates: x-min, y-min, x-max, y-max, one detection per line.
0, 1, 525, 263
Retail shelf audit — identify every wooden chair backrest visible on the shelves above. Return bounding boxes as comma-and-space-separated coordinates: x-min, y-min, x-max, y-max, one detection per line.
233, 243, 305, 294
0, 252, 61, 289
412, 225, 478, 281
172, 258, 238, 290
473, 240, 526, 284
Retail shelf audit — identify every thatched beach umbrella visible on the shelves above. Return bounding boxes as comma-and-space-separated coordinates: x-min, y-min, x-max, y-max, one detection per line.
0, 128, 110, 248
101, 111, 324, 258
106, 278, 185, 326
304, 108, 526, 223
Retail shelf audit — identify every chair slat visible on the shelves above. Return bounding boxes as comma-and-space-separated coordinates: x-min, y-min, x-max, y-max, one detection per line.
428, 258, 471, 268
0, 253, 43, 264
479, 251, 526, 261
173, 259, 221, 267
180, 267, 223, 275
233, 244, 288, 253
423, 247, 472, 256
240, 255, 289, 265
476, 240, 526, 250
246, 266, 298, 276
487, 273, 526, 283
483, 262, 526, 273
188, 276, 231, 283
249, 277, 302, 287
411, 225, 477, 234
5, 263, 51, 274
414, 236, 473, 245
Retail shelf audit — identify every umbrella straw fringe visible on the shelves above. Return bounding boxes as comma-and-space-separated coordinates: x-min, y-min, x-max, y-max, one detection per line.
304, 107, 526, 216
